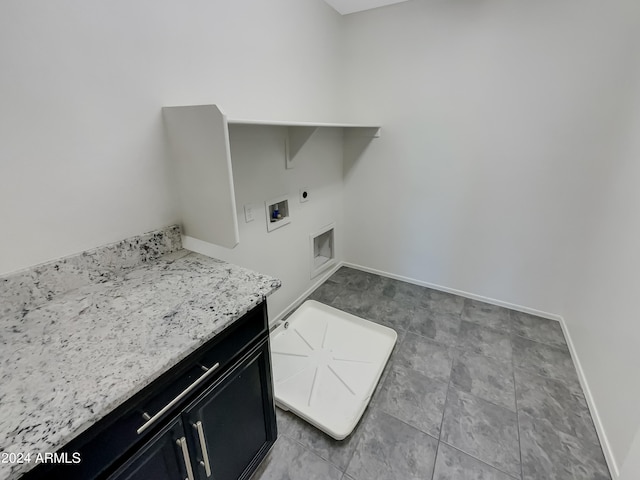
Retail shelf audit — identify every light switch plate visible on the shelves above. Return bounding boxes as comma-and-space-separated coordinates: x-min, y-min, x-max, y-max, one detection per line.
244, 204, 255, 222
300, 188, 309, 203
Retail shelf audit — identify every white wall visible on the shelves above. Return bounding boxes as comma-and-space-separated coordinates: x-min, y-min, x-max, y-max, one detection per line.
620, 427, 640, 480
0, 0, 342, 275
340, 0, 639, 316
562, 40, 640, 475
183, 125, 345, 322
341, 0, 640, 474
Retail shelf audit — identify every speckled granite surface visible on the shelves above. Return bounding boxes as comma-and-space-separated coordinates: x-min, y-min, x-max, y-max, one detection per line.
1, 225, 182, 319
0, 227, 280, 480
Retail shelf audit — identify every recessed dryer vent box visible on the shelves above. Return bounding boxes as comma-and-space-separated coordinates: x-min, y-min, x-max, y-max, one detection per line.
266, 195, 291, 232
310, 223, 335, 278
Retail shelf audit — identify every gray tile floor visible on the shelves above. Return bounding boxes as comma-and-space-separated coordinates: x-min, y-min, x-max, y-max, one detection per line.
252, 267, 611, 480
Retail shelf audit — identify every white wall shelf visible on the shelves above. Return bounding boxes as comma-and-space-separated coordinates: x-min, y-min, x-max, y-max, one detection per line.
163, 104, 380, 247
229, 117, 380, 169
227, 117, 381, 131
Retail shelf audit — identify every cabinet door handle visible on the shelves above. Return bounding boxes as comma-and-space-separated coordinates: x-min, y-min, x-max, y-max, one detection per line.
193, 421, 212, 477
176, 437, 195, 480
137, 362, 220, 435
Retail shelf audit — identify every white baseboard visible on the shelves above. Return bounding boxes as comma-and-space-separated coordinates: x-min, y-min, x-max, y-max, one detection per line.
558, 316, 619, 478
274, 260, 563, 323
342, 262, 563, 322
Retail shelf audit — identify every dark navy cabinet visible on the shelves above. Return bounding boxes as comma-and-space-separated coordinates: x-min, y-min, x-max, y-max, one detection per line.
184, 343, 274, 480
23, 301, 277, 480
108, 342, 275, 480
107, 419, 188, 480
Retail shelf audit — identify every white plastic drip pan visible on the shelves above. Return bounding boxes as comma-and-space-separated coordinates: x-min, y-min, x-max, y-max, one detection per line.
270, 300, 397, 440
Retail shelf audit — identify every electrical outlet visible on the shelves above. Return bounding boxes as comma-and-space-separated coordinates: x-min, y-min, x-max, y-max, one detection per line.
244, 204, 255, 222
299, 188, 309, 203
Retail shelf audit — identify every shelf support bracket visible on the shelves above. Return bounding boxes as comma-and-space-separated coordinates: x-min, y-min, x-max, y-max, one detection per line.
285, 126, 318, 169
344, 126, 381, 139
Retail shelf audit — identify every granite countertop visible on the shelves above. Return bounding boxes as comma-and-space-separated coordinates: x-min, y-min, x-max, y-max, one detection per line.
0, 229, 280, 480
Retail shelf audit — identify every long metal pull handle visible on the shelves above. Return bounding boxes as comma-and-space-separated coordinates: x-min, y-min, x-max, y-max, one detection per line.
137, 362, 220, 435
194, 421, 212, 477
176, 437, 195, 480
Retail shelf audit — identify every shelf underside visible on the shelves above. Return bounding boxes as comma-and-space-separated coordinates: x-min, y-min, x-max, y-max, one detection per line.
227, 117, 379, 130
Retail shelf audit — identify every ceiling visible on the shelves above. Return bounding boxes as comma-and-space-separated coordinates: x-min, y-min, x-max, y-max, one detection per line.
323, 0, 411, 15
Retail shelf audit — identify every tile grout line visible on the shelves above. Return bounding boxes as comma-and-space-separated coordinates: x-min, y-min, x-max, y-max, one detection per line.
402, 328, 453, 350
278, 407, 355, 476
432, 349, 523, 478
374, 394, 449, 445
510, 331, 585, 390
509, 311, 525, 480
511, 330, 570, 352
438, 320, 522, 480
448, 346, 517, 393
449, 374, 518, 413
449, 307, 520, 413
359, 289, 453, 479
339, 429, 359, 479
343, 405, 442, 479
430, 439, 443, 480
512, 364, 584, 394
428, 308, 460, 480
371, 331, 446, 435
371, 393, 441, 442
430, 372, 453, 479
456, 314, 518, 366
334, 416, 363, 479
438, 441, 522, 480
340, 343, 401, 479
280, 429, 350, 476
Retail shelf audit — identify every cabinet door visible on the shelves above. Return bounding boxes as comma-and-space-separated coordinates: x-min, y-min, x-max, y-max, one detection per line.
185, 341, 276, 480
107, 419, 193, 480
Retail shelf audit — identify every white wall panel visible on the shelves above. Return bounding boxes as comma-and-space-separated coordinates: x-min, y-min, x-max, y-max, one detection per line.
0, 0, 342, 275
